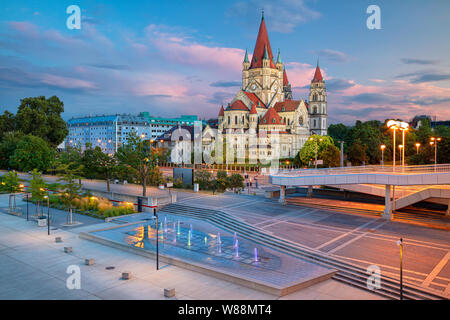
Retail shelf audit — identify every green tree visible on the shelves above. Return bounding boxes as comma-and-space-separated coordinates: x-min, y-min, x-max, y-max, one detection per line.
2, 171, 22, 193
0, 132, 22, 169
93, 147, 117, 191
116, 131, 158, 196
9, 135, 55, 172
15, 96, 68, 147
215, 170, 229, 192
328, 123, 349, 148
347, 139, 368, 165
57, 165, 82, 224
29, 169, 48, 217
320, 144, 341, 167
295, 135, 334, 166
227, 173, 244, 192
195, 170, 213, 190
0, 110, 15, 140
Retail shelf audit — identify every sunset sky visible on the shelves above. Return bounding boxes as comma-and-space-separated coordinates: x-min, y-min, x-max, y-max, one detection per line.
1, 0, 449, 124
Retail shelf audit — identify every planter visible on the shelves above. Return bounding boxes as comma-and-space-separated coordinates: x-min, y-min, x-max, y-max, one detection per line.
37, 216, 47, 227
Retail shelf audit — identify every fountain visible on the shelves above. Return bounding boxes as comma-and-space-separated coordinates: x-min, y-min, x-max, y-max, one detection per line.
235, 239, 239, 258
164, 217, 168, 232
177, 220, 180, 235
254, 247, 258, 263
217, 232, 221, 244
204, 236, 207, 244
234, 232, 238, 248
218, 241, 221, 254
188, 230, 191, 247
160, 222, 164, 240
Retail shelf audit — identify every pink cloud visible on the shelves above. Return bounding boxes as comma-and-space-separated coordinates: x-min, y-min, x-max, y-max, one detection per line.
39, 74, 97, 90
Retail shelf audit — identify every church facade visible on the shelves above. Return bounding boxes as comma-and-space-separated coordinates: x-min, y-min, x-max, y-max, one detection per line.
211, 14, 328, 161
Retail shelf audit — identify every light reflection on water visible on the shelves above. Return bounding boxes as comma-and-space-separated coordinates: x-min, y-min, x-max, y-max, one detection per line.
118, 216, 280, 270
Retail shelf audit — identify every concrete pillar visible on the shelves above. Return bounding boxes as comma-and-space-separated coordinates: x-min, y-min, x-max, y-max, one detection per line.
279, 186, 286, 204
382, 184, 392, 219
307, 186, 313, 198
392, 186, 396, 211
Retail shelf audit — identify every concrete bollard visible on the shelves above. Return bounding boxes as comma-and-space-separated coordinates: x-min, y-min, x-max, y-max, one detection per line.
55, 237, 62, 243
164, 288, 175, 298
64, 247, 72, 253
85, 258, 94, 266
121, 271, 131, 280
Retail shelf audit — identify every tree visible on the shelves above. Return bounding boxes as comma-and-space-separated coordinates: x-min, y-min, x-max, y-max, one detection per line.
328, 123, 348, 147
115, 131, 158, 196
320, 144, 341, 167
15, 96, 68, 147
227, 174, 244, 192
0, 111, 15, 140
93, 147, 117, 192
9, 135, 55, 172
347, 139, 368, 165
195, 170, 213, 190
29, 169, 48, 217
215, 170, 229, 192
57, 165, 82, 225
2, 171, 22, 193
295, 135, 334, 166
0, 132, 22, 169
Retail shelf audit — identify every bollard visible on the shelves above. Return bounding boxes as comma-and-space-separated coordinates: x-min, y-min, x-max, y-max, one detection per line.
64, 247, 72, 253
85, 258, 94, 266
121, 271, 131, 280
164, 288, 175, 298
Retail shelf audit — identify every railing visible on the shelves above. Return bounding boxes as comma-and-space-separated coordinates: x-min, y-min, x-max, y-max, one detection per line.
274, 164, 450, 176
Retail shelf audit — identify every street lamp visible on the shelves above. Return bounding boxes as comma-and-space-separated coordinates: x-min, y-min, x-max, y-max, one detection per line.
380, 144, 386, 166
430, 137, 441, 168
398, 122, 409, 167
387, 120, 399, 169
398, 145, 404, 165
415, 143, 421, 154
309, 137, 322, 169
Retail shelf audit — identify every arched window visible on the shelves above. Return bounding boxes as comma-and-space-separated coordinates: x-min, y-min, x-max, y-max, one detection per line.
298, 116, 303, 125
314, 106, 317, 114
235, 115, 238, 124
228, 116, 230, 125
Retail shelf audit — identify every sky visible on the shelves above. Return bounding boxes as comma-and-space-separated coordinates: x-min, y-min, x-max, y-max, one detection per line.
0, 0, 449, 125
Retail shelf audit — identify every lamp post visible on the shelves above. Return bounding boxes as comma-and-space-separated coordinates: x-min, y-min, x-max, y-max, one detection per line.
399, 122, 409, 167
380, 144, 386, 166
430, 137, 441, 169
44, 195, 50, 236
309, 137, 322, 169
338, 140, 344, 168
398, 145, 404, 166
387, 120, 399, 170
415, 143, 421, 154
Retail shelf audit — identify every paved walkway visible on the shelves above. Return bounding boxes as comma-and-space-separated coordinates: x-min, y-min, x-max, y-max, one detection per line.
0, 197, 383, 300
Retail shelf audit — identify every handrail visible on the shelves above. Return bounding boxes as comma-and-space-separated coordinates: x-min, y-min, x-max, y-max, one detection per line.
273, 164, 450, 176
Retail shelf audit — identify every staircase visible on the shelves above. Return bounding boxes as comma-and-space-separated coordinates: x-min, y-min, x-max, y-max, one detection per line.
160, 203, 448, 300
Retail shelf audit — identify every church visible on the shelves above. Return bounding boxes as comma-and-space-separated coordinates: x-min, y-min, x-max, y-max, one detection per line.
211, 13, 328, 161
162, 14, 329, 164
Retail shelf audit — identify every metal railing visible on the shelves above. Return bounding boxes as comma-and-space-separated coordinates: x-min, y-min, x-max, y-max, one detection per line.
274, 164, 450, 176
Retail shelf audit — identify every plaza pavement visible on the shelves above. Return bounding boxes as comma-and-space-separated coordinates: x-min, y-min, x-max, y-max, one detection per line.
0, 194, 383, 300
174, 192, 450, 296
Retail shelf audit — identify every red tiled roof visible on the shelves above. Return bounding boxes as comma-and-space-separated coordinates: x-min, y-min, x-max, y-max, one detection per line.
226, 100, 249, 111
243, 91, 266, 108
283, 69, 289, 86
260, 107, 283, 125
312, 65, 323, 82
274, 100, 299, 113
249, 104, 258, 114
218, 105, 224, 116
250, 17, 276, 69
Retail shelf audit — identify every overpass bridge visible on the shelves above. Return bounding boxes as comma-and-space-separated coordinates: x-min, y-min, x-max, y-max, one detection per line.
269, 164, 450, 219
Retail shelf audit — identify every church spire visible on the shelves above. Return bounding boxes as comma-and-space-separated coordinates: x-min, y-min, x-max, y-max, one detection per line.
276, 49, 282, 64
250, 14, 275, 69
312, 62, 323, 83
243, 49, 249, 63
